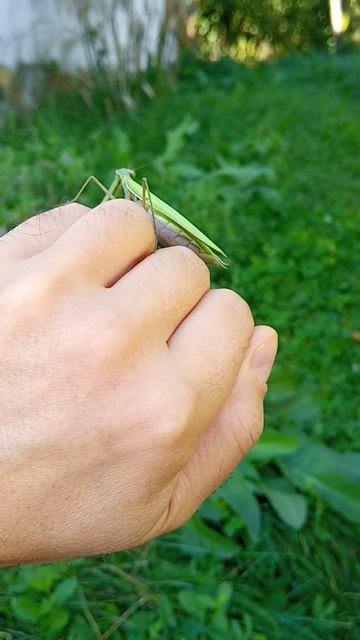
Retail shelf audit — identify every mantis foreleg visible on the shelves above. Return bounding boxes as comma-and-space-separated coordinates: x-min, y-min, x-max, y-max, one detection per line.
142, 177, 158, 250
73, 175, 118, 203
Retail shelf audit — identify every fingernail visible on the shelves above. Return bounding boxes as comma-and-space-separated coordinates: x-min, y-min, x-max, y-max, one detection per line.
250, 326, 278, 383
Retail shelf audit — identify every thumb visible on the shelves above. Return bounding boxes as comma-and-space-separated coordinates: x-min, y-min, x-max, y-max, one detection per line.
165, 325, 278, 531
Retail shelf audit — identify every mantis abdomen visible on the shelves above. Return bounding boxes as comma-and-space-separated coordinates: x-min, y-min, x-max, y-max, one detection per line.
151, 214, 203, 255
134, 197, 202, 257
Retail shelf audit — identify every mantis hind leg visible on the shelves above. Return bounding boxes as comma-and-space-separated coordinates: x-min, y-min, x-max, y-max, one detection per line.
142, 177, 158, 250
73, 176, 117, 204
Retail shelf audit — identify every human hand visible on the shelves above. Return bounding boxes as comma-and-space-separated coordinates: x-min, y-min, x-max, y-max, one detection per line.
0, 200, 277, 566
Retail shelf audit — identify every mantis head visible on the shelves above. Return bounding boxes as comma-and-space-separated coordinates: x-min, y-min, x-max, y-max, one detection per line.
115, 168, 135, 186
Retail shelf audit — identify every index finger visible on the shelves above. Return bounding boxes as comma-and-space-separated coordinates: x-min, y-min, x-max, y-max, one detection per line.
107, 245, 210, 341
35, 199, 156, 287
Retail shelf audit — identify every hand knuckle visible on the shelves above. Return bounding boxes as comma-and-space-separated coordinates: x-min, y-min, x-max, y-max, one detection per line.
218, 288, 254, 330
99, 198, 152, 232
62, 202, 89, 216
164, 245, 210, 285
0, 270, 54, 314
14, 210, 61, 237
45, 202, 89, 224
156, 380, 196, 448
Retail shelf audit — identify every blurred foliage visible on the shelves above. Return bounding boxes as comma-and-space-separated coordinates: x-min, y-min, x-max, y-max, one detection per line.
194, 0, 360, 60
0, 50, 360, 638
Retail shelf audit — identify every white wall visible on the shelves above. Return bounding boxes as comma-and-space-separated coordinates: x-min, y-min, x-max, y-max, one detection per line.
0, 0, 172, 71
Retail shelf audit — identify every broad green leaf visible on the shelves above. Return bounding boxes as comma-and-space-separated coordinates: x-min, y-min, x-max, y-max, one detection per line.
285, 396, 321, 426
155, 117, 199, 169
68, 615, 94, 640
262, 483, 308, 530
215, 582, 233, 611
51, 577, 79, 606
199, 498, 224, 523
282, 444, 360, 523
230, 619, 245, 640
4, 568, 29, 595
248, 430, 300, 462
310, 474, 360, 523
158, 594, 176, 628
210, 610, 231, 636
182, 515, 238, 559
178, 590, 213, 618
329, 451, 360, 482
297, 442, 360, 480
22, 564, 64, 593
204, 164, 275, 186
282, 442, 360, 484
11, 596, 41, 624
237, 459, 260, 481
41, 608, 70, 634
219, 475, 261, 541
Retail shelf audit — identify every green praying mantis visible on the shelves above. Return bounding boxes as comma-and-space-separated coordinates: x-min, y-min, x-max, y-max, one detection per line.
74, 169, 228, 268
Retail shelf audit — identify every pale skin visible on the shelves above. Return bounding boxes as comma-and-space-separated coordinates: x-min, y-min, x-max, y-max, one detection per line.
0, 199, 277, 567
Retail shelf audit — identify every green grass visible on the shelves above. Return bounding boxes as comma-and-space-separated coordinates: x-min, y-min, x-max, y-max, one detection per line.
0, 51, 359, 639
